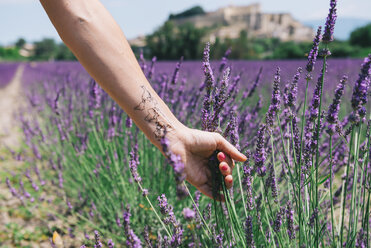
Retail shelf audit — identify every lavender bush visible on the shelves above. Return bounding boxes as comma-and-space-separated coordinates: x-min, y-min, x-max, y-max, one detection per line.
3, 0, 371, 247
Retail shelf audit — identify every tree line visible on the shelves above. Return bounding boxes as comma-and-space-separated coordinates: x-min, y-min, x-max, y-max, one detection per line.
1, 22, 370, 62
142, 21, 371, 60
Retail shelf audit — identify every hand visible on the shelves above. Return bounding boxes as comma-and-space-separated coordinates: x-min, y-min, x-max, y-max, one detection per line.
167, 127, 247, 200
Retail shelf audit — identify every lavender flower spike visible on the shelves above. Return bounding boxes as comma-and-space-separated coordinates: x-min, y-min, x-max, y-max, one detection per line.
94, 230, 103, 248
183, 208, 196, 221
129, 148, 142, 184
245, 216, 255, 248
160, 135, 186, 198
123, 206, 142, 248
327, 76, 347, 134
266, 67, 281, 128
108, 239, 115, 248
201, 42, 215, 131
254, 125, 266, 177
322, 0, 337, 43
350, 54, 371, 124
306, 26, 322, 75
286, 201, 295, 240
274, 207, 284, 233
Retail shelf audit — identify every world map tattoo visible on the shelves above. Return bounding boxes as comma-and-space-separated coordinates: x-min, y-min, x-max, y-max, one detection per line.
134, 85, 173, 140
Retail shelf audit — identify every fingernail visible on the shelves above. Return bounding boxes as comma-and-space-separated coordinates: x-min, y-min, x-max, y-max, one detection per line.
218, 152, 226, 161
221, 164, 228, 171
228, 178, 233, 183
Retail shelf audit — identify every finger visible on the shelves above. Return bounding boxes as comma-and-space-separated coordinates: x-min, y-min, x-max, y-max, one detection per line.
214, 133, 247, 162
223, 154, 235, 170
217, 152, 226, 162
225, 175, 233, 189
219, 161, 231, 176
198, 184, 225, 202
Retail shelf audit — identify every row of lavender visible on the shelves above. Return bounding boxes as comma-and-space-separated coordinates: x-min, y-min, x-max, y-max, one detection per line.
0, 63, 19, 88
4, 1, 371, 247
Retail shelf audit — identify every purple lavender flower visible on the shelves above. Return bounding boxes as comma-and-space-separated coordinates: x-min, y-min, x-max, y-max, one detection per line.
139, 49, 147, 73
210, 67, 231, 131
147, 56, 157, 80
309, 68, 325, 122
157, 194, 183, 246
306, 26, 322, 76
143, 226, 152, 248
108, 239, 115, 248
219, 48, 231, 73
58, 171, 63, 189
254, 125, 266, 177
214, 230, 224, 248
182, 208, 196, 221
286, 201, 295, 240
327, 75, 347, 135
309, 208, 318, 228
94, 230, 103, 248
116, 215, 122, 227
201, 42, 215, 131
129, 148, 141, 183
84, 231, 90, 240
6, 177, 19, 198
123, 206, 142, 248
266, 67, 281, 128
160, 136, 186, 198
126, 116, 132, 128
89, 79, 102, 109
170, 225, 184, 247
285, 67, 302, 110
350, 54, 371, 124
247, 67, 263, 98
274, 207, 284, 233
171, 57, 183, 85
245, 216, 255, 248
158, 194, 171, 216
224, 110, 240, 150
203, 203, 212, 221
243, 152, 254, 211
266, 163, 278, 202
322, 0, 337, 43
142, 188, 149, 197
356, 228, 366, 248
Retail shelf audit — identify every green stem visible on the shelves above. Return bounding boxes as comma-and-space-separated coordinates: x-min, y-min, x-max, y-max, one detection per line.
314, 49, 328, 247
137, 182, 172, 237
236, 163, 248, 219
298, 77, 310, 247
329, 135, 336, 246
182, 182, 212, 236
340, 126, 355, 246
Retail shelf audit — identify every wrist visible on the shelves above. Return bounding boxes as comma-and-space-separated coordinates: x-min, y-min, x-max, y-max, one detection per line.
160, 121, 189, 156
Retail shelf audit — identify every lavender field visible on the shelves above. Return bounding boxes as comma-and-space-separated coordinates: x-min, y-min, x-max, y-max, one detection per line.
0, 63, 19, 88
1, 1, 371, 247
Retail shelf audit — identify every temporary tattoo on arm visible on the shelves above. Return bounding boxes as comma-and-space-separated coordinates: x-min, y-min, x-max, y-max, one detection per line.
134, 85, 173, 140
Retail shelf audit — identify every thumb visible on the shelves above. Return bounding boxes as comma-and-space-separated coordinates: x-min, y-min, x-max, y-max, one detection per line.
214, 133, 247, 162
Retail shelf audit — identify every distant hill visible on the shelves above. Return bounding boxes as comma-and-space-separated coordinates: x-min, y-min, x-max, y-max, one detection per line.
170, 4, 314, 42
303, 18, 371, 40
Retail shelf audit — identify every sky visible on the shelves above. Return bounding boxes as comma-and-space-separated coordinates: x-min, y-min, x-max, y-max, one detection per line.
0, 0, 370, 45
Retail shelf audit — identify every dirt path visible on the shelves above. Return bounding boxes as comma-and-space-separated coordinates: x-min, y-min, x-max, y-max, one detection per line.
0, 64, 24, 149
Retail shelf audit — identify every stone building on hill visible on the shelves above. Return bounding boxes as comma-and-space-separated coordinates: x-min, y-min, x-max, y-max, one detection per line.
171, 3, 314, 42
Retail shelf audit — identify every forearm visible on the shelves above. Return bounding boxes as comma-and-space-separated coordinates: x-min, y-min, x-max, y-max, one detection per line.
40, 0, 185, 149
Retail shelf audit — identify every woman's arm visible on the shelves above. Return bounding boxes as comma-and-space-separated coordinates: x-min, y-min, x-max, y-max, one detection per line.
39, 0, 246, 199
40, 0, 182, 147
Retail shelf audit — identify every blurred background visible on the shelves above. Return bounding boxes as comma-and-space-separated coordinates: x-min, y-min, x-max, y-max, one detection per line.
0, 0, 370, 61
